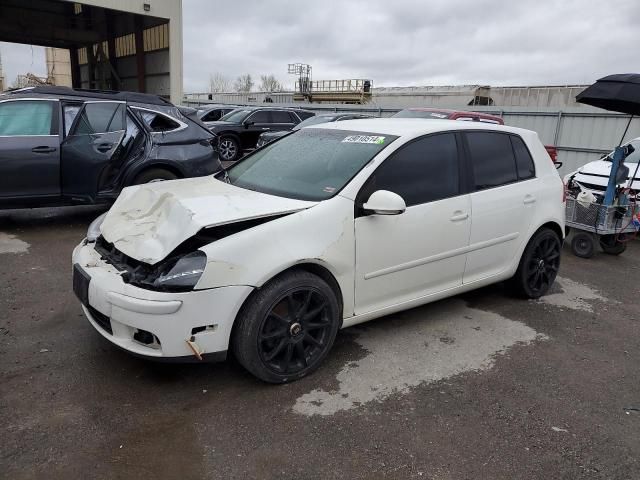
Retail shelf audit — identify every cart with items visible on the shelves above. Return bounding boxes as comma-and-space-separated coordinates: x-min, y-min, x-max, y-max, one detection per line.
565, 74, 640, 258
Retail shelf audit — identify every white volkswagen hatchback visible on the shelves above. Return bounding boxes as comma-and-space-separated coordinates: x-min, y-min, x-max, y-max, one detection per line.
73, 119, 565, 382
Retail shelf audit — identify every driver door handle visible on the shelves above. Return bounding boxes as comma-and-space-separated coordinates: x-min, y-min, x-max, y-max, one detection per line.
450, 211, 469, 222
96, 143, 113, 153
523, 195, 536, 205
32, 146, 56, 154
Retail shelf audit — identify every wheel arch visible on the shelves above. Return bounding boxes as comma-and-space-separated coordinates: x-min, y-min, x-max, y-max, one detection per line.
536, 220, 564, 241
218, 131, 242, 145
231, 260, 345, 338
124, 161, 185, 186
507, 219, 565, 279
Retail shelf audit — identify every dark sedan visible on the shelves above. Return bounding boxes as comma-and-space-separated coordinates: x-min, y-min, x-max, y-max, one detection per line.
0, 86, 221, 209
255, 113, 375, 148
207, 106, 315, 161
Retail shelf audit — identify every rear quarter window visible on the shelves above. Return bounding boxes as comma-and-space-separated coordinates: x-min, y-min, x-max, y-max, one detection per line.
510, 135, 536, 180
136, 109, 182, 132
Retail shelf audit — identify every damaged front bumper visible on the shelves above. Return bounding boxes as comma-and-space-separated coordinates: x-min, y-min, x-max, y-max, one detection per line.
72, 241, 253, 361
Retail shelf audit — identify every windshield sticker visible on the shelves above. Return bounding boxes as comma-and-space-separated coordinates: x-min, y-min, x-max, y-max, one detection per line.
323, 186, 336, 193
342, 135, 386, 145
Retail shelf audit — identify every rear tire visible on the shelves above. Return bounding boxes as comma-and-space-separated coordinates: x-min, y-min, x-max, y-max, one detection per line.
599, 234, 627, 255
132, 168, 178, 185
232, 270, 340, 383
507, 228, 561, 299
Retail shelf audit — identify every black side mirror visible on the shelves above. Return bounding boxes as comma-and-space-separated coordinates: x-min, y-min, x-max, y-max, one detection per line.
243, 121, 254, 128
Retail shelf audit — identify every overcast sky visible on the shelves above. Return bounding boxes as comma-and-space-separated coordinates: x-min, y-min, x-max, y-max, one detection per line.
1, 0, 638, 91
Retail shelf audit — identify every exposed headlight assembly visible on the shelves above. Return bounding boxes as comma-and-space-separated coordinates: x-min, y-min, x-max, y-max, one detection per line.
153, 251, 207, 291
86, 212, 108, 242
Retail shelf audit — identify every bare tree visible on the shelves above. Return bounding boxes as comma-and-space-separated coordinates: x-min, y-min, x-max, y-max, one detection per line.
209, 73, 231, 93
259, 74, 283, 92
233, 74, 254, 93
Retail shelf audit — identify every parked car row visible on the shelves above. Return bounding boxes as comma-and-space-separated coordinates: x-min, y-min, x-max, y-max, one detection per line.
255, 112, 375, 148
0, 86, 566, 210
206, 106, 315, 161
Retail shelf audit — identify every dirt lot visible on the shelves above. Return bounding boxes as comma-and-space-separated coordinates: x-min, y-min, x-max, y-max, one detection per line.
1, 206, 639, 480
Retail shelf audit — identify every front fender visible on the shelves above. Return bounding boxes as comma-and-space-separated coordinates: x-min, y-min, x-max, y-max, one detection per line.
197, 196, 356, 316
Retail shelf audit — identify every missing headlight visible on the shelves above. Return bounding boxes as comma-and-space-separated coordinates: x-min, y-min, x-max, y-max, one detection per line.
153, 251, 207, 291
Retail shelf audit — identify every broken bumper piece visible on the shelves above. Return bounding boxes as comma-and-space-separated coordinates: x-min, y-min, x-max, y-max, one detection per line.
72, 241, 253, 361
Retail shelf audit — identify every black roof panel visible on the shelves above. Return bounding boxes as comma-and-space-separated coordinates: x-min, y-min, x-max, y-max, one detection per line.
6, 86, 172, 106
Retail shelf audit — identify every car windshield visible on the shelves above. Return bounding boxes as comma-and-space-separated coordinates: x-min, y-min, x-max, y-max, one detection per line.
393, 109, 451, 119
225, 128, 398, 201
605, 139, 640, 164
292, 115, 338, 131
220, 109, 252, 123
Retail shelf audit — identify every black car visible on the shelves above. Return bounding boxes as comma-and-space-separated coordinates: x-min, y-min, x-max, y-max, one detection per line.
197, 104, 241, 127
255, 113, 375, 148
0, 86, 221, 209
207, 106, 315, 161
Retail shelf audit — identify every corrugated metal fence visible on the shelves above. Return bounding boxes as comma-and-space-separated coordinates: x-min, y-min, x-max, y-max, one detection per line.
183, 99, 640, 175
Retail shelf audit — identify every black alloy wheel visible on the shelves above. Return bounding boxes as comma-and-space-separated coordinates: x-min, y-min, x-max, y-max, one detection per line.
508, 228, 562, 298
233, 270, 340, 383
258, 288, 332, 375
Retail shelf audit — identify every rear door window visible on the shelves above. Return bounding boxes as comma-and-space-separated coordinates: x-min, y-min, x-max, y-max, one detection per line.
63, 104, 82, 135
247, 111, 271, 123
0, 100, 56, 136
201, 109, 222, 122
72, 102, 125, 135
466, 131, 517, 190
271, 111, 294, 123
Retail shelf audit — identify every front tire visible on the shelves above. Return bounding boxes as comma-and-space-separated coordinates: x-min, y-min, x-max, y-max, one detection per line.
507, 228, 561, 299
232, 270, 340, 383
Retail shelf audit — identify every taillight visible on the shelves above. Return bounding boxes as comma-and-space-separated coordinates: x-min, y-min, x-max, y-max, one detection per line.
545, 145, 558, 163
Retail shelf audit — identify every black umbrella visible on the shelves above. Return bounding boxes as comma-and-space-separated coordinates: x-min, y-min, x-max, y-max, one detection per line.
577, 74, 640, 147
576, 73, 640, 115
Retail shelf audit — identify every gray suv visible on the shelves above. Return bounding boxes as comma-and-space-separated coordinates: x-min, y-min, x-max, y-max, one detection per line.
0, 86, 221, 209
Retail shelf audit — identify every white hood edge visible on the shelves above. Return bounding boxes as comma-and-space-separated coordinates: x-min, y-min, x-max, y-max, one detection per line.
572, 160, 640, 187
100, 176, 315, 264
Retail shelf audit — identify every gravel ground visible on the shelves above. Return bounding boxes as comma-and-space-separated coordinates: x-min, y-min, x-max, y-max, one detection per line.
1, 205, 638, 480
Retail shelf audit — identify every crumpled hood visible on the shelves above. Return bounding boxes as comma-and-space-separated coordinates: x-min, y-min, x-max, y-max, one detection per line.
101, 176, 315, 264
